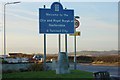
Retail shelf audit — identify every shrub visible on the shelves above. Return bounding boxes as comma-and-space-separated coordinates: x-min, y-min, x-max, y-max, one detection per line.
3, 70, 18, 73
19, 68, 28, 72
27, 63, 44, 71
2, 60, 8, 64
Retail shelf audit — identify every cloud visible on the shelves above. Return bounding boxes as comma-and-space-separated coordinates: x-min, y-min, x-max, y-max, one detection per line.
0, 4, 38, 22
8, 9, 37, 17
1, 0, 119, 2
81, 16, 117, 30
3, 9, 37, 22
8, 12, 37, 21
0, 22, 2, 31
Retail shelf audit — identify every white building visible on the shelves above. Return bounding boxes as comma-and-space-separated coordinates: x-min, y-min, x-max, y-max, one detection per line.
4, 57, 29, 63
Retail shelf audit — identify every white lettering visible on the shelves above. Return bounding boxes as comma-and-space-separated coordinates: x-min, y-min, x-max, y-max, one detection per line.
49, 24, 65, 27
46, 13, 59, 16
40, 19, 46, 22
50, 29, 61, 32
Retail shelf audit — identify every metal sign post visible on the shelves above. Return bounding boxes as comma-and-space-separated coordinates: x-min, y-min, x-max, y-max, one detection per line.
65, 8, 67, 53
65, 34, 67, 53
43, 5, 46, 70
44, 33, 46, 70
73, 17, 80, 70
74, 28, 77, 70
59, 34, 61, 53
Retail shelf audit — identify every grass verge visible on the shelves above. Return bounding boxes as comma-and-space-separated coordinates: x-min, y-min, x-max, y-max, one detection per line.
2, 70, 93, 79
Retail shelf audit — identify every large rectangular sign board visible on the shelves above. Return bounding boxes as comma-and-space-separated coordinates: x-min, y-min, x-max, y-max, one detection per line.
39, 2, 74, 34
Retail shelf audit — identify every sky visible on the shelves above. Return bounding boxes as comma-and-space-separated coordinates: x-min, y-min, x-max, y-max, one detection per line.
0, 0, 119, 55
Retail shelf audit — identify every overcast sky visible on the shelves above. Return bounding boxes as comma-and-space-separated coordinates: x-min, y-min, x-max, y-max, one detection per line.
0, 0, 119, 55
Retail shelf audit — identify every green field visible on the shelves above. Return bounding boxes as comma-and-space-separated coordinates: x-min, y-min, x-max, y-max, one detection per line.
2, 70, 93, 79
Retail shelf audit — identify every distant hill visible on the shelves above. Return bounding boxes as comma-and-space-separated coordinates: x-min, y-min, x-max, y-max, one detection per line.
68, 50, 118, 56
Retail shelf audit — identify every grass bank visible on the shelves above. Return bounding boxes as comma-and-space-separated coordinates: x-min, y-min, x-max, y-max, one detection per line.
2, 70, 93, 79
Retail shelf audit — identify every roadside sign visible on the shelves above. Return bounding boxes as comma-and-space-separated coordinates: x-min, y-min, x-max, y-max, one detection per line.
74, 19, 80, 28
39, 2, 74, 34
69, 31, 81, 36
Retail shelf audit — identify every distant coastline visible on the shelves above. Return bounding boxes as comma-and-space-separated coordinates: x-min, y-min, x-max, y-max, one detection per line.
80, 62, 119, 67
